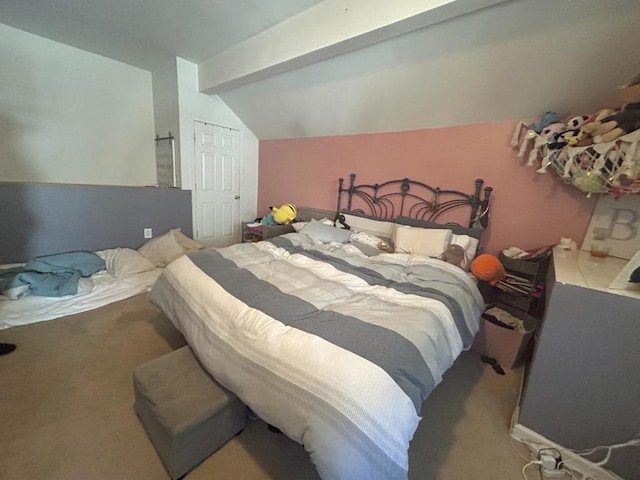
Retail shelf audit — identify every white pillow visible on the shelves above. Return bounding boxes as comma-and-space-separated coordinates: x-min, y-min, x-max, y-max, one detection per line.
97, 248, 156, 278
138, 231, 185, 267
451, 234, 479, 261
341, 214, 396, 239
292, 221, 308, 232
170, 228, 205, 253
349, 232, 394, 253
394, 225, 453, 256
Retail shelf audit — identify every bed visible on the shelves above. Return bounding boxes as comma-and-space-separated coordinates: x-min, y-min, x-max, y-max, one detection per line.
0, 229, 204, 330
0, 183, 195, 330
0, 266, 161, 330
149, 174, 493, 480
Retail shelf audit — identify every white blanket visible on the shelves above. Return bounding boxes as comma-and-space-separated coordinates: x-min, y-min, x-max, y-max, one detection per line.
0, 269, 161, 330
150, 239, 483, 479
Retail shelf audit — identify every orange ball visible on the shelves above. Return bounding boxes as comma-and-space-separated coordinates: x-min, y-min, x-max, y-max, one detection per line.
471, 254, 506, 285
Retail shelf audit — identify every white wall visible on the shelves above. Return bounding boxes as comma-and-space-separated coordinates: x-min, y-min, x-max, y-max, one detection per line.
176, 57, 259, 224
0, 23, 156, 186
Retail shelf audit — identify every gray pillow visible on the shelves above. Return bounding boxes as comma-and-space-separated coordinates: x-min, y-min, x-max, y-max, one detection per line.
630, 266, 640, 283
395, 216, 483, 239
300, 219, 352, 244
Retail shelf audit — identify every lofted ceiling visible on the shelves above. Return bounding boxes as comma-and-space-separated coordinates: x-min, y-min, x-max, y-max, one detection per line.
2, 0, 640, 140
0, 0, 323, 64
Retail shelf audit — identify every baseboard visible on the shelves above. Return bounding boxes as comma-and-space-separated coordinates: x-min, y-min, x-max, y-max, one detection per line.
510, 421, 623, 480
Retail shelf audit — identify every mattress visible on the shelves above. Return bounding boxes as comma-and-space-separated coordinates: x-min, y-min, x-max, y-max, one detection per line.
0, 268, 161, 330
149, 235, 484, 479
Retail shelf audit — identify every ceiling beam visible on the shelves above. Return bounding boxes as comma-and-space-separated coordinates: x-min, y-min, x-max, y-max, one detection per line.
198, 0, 511, 95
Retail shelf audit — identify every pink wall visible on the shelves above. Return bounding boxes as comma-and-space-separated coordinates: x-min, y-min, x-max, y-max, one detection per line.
258, 121, 598, 255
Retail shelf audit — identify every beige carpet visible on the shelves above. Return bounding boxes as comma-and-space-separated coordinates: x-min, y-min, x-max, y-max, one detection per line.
0, 294, 543, 480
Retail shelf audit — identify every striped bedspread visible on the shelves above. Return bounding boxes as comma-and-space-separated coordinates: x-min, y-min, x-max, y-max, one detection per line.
149, 233, 484, 480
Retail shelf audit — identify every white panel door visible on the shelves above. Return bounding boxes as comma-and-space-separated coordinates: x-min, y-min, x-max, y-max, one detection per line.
193, 121, 241, 247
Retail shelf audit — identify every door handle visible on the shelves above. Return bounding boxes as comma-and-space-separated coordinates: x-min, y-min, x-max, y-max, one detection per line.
234, 195, 240, 200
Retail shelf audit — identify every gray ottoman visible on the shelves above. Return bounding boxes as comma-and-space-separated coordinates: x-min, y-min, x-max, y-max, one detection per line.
133, 346, 246, 479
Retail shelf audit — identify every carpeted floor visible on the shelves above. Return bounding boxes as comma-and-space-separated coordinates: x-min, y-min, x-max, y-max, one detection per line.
0, 294, 544, 480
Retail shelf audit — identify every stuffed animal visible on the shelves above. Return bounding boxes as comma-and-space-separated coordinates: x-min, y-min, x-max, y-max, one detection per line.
558, 115, 590, 147
441, 244, 468, 270
517, 118, 567, 165
580, 108, 616, 143
571, 170, 606, 196
562, 130, 582, 147
592, 107, 640, 143
565, 127, 595, 147
566, 115, 590, 130
545, 115, 590, 149
260, 203, 298, 225
528, 111, 561, 133
547, 130, 572, 150
577, 108, 619, 144
539, 122, 566, 139
511, 112, 562, 162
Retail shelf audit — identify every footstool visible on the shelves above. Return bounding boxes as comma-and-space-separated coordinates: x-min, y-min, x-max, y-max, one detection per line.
133, 346, 246, 479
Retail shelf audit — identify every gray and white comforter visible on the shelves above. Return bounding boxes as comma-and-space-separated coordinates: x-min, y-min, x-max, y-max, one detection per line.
149, 233, 484, 480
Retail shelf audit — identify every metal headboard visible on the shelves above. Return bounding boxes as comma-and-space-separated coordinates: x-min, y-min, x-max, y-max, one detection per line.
336, 173, 493, 229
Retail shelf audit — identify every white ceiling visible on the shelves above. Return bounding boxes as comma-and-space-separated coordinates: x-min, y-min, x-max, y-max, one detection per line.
2, 0, 640, 140
0, 0, 322, 64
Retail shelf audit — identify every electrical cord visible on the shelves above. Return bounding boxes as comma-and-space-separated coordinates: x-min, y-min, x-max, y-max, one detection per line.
570, 437, 640, 466
538, 447, 562, 459
512, 443, 580, 479
536, 446, 577, 478
559, 435, 640, 476
561, 467, 575, 479
512, 434, 576, 478
509, 433, 555, 479
522, 460, 542, 480
511, 429, 640, 479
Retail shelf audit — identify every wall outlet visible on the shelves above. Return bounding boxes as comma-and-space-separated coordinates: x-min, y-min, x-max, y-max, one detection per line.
144, 228, 152, 239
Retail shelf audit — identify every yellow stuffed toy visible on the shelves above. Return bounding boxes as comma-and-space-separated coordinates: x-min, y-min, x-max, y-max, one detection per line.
260, 203, 297, 225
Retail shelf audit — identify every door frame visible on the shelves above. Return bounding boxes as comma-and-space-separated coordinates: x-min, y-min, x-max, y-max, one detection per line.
188, 116, 243, 243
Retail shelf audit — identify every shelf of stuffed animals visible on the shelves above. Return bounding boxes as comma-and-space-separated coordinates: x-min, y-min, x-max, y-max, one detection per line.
511, 86, 640, 198
540, 129, 640, 197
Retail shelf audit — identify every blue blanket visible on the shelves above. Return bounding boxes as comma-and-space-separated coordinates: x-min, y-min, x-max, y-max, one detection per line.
0, 251, 105, 298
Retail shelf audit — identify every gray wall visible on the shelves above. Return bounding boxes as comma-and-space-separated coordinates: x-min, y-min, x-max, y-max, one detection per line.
519, 283, 640, 479
0, 183, 192, 264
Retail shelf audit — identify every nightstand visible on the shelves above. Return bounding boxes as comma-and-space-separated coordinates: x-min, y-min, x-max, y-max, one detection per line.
480, 251, 553, 322
241, 222, 294, 242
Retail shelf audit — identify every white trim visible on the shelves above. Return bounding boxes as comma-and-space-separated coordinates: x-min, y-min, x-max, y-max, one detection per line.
510, 419, 623, 480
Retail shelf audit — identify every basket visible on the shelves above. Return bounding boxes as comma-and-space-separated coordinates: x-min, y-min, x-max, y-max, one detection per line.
537, 130, 640, 197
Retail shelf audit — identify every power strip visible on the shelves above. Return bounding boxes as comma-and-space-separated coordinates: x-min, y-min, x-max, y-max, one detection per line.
512, 422, 625, 480
540, 454, 566, 478
541, 467, 566, 478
